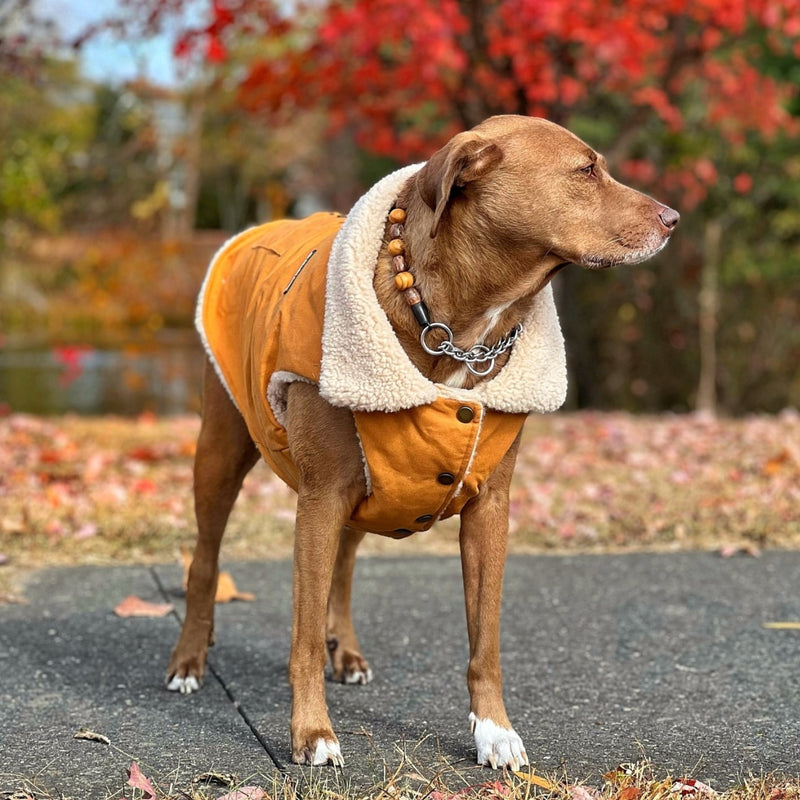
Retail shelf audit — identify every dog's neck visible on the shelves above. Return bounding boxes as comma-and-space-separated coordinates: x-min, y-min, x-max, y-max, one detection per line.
374, 181, 567, 389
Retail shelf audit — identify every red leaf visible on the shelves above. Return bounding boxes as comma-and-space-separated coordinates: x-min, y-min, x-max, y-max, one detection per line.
133, 478, 157, 494
127, 762, 156, 800
206, 36, 226, 63
569, 786, 602, 800
217, 787, 268, 800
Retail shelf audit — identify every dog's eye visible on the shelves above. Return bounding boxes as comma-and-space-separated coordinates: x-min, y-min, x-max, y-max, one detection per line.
580, 164, 596, 177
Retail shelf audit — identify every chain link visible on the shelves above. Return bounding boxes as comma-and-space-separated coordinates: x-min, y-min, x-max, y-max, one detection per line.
419, 322, 523, 377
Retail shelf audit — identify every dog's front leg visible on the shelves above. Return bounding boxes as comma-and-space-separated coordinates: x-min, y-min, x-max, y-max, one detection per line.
284, 383, 367, 766
289, 497, 352, 765
459, 433, 529, 770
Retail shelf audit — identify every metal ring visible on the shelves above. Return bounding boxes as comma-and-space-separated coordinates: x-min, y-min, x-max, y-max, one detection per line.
466, 344, 491, 361
466, 358, 495, 377
420, 322, 454, 356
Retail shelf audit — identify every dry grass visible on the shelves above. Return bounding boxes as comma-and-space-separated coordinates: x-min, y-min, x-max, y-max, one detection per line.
2, 410, 799, 587
3, 756, 800, 800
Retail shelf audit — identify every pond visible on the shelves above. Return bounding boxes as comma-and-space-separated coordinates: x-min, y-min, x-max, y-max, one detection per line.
0, 333, 205, 416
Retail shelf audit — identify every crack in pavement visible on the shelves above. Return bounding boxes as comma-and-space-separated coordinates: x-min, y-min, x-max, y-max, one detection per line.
149, 566, 288, 772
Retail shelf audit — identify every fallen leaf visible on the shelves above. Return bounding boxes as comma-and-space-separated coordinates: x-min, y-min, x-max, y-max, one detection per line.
114, 595, 173, 618
193, 771, 239, 787
763, 622, 800, 630
569, 785, 602, 800
216, 787, 267, 800
603, 765, 638, 784
182, 555, 256, 603
128, 445, 161, 462
215, 571, 256, 603
670, 779, 717, 797
718, 544, 760, 558
618, 787, 642, 800
74, 727, 110, 745
74, 522, 98, 540
430, 780, 509, 800
181, 548, 192, 590
127, 762, 156, 800
1, 518, 25, 534
133, 478, 157, 494
763, 451, 789, 476
514, 771, 559, 790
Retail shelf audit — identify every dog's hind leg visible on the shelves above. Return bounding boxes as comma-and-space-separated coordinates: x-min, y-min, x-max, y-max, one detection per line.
459, 432, 529, 770
166, 359, 259, 693
326, 527, 372, 684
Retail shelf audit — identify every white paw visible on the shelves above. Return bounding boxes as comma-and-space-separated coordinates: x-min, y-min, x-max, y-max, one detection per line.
166, 674, 200, 694
344, 667, 373, 685
309, 738, 344, 766
469, 712, 529, 770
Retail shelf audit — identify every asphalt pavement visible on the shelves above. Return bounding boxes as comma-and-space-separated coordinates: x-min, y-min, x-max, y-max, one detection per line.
2, 552, 800, 798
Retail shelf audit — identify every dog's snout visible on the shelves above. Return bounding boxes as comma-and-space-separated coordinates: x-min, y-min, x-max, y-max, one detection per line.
658, 206, 680, 231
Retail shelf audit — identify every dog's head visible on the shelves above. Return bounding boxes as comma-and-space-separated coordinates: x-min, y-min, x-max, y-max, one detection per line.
415, 115, 678, 270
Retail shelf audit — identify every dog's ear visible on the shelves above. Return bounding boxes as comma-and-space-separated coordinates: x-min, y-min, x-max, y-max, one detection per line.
416, 133, 503, 238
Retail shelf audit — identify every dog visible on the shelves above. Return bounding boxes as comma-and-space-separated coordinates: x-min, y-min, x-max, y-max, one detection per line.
166, 115, 679, 769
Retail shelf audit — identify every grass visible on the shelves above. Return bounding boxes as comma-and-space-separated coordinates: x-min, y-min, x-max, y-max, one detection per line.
4, 754, 800, 800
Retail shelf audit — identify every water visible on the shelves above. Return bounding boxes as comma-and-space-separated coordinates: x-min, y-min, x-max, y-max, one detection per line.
0, 334, 205, 416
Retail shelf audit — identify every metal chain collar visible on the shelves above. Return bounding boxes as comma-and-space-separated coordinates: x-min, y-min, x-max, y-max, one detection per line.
419, 321, 523, 377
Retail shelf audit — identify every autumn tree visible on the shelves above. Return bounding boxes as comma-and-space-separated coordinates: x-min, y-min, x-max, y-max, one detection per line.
155, 1, 799, 169
81, 0, 800, 412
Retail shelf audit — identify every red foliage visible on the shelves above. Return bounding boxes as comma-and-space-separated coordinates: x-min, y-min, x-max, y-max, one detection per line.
155, 0, 800, 170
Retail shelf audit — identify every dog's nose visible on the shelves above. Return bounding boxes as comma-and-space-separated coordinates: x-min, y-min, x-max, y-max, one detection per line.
659, 206, 680, 230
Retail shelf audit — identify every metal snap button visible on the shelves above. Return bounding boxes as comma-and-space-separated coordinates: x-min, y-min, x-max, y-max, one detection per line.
415, 514, 434, 523
456, 406, 475, 423
437, 472, 455, 485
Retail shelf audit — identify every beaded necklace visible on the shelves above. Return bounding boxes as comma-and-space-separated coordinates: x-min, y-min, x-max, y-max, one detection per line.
387, 206, 523, 378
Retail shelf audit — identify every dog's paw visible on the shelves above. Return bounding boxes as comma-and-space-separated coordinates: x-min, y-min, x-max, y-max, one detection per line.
292, 737, 344, 767
344, 665, 373, 685
166, 674, 201, 694
331, 647, 373, 685
469, 712, 529, 770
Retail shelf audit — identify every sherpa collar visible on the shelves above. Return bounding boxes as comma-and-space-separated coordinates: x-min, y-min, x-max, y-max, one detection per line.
319, 165, 568, 414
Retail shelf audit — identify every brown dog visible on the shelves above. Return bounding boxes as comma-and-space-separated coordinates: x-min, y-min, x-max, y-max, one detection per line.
166, 115, 678, 769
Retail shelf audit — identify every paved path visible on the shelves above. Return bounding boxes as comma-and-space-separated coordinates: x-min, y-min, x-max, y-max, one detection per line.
2, 553, 800, 798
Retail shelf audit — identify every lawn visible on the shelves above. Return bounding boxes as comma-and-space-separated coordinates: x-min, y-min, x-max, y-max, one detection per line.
2, 409, 799, 591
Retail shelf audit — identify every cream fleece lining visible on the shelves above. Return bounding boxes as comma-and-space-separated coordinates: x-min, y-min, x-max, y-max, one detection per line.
319, 166, 567, 414
197, 165, 568, 421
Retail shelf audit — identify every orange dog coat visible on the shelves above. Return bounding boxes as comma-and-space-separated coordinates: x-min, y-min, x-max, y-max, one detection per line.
198, 166, 567, 535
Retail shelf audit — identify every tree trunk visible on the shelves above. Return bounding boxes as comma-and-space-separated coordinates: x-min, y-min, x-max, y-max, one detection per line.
176, 89, 204, 239
697, 219, 722, 415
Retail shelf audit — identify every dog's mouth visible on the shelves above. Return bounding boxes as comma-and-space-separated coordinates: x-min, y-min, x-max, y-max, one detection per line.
546, 261, 571, 279
579, 232, 671, 270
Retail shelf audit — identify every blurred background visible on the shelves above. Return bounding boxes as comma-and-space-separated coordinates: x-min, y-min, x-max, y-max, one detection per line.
1, 0, 798, 417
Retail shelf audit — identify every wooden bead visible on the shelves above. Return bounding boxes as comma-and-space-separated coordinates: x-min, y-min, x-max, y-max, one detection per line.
404, 287, 421, 305
392, 255, 406, 272
389, 208, 406, 223
395, 272, 415, 290
387, 238, 405, 256
390, 223, 404, 237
